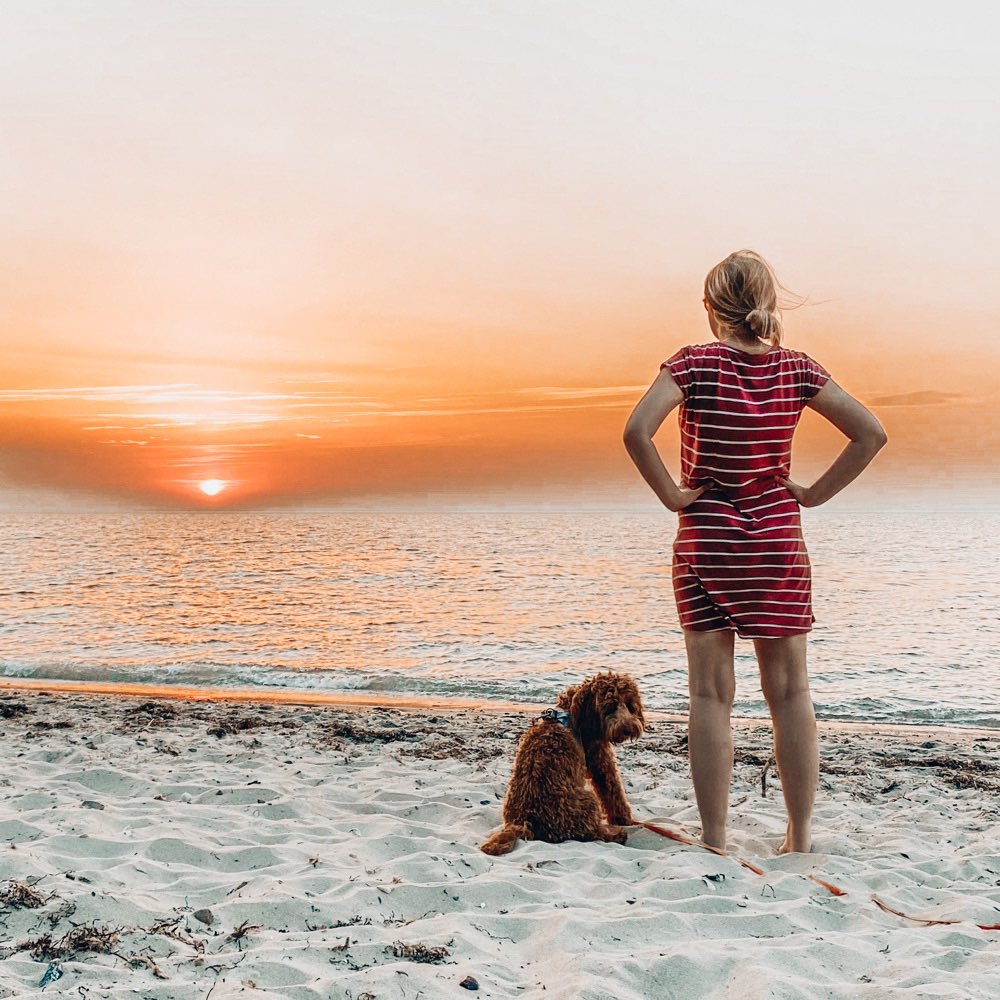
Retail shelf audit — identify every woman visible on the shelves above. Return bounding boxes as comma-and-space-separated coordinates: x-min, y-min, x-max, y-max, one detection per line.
623, 249, 886, 855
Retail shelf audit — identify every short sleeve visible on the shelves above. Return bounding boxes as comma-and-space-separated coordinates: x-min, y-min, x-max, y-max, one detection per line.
659, 346, 693, 398
800, 353, 831, 401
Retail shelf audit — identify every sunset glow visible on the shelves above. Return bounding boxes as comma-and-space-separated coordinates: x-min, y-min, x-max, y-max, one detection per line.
198, 480, 227, 497
1, 3, 995, 509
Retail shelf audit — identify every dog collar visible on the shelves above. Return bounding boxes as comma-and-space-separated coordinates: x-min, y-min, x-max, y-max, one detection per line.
539, 708, 572, 728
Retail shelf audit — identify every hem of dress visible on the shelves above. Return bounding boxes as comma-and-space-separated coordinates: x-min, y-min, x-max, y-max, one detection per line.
681, 623, 814, 639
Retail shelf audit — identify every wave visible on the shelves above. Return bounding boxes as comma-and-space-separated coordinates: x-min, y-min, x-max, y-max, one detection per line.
2, 661, 997, 731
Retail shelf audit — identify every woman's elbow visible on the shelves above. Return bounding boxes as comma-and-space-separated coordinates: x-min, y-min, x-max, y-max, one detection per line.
857, 423, 888, 452
623, 423, 651, 450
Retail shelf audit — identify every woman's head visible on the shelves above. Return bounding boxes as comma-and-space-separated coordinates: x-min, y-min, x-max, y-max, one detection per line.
703, 249, 795, 346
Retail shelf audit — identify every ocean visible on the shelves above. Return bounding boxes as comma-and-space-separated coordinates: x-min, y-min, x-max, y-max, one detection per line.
2, 505, 998, 729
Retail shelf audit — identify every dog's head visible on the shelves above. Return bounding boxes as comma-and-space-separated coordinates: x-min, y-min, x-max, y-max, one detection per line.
556, 672, 645, 746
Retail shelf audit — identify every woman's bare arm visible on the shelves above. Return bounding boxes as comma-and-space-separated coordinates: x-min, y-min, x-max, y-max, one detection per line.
780, 380, 888, 507
623, 369, 708, 512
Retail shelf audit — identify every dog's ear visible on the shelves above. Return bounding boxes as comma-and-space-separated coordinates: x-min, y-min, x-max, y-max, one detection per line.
619, 677, 646, 725
567, 680, 600, 742
556, 685, 578, 711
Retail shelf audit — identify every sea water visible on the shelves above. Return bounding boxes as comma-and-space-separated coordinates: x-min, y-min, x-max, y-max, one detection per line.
2, 505, 997, 729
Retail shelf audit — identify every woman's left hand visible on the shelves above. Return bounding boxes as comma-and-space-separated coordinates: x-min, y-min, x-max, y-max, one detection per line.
778, 477, 817, 507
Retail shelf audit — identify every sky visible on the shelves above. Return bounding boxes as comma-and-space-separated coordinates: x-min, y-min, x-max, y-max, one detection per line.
1, 0, 997, 510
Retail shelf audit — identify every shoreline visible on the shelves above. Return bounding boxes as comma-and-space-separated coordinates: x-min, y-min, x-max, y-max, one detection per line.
1, 676, 998, 741
1, 688, 998, 998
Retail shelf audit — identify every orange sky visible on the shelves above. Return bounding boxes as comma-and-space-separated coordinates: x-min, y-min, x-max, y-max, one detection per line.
2, 2, 997, 509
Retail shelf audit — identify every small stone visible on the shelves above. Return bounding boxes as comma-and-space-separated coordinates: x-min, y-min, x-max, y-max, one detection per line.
38, 962, 63, 988
81, 800, 104, 810
459, 975, 479, 991
192, 908, 214, 925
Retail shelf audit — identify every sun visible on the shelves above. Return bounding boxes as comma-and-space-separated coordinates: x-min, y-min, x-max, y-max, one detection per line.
198, 479, 227, 497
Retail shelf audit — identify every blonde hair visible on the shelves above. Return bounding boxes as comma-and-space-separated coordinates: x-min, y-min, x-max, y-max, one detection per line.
703, 249, 803, 347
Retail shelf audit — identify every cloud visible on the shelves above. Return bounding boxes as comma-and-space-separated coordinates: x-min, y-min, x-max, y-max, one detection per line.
512, 385, 647, 400
869, 391, 965, 407
0, 384, 200, 402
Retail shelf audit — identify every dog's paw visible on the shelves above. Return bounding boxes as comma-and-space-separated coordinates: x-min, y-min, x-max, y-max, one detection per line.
604, 824, 630, 845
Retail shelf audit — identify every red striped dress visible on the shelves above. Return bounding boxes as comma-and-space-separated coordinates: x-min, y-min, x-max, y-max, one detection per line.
660, 341, 831, 638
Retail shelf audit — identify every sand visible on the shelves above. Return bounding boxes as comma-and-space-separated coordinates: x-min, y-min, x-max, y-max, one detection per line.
1, 688, 998, 999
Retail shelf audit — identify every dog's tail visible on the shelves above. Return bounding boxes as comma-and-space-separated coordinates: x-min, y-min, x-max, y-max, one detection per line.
480, 822, 532, 856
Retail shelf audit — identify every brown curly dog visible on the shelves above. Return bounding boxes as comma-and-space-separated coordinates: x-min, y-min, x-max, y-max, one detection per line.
480, 671, 646, 855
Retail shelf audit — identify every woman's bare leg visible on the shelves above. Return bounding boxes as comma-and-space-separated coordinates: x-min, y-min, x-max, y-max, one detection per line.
684, 628, 736, 851
752, 633, 818, 854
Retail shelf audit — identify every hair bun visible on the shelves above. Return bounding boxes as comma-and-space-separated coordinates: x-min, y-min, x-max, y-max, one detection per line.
744, 307, 776, 340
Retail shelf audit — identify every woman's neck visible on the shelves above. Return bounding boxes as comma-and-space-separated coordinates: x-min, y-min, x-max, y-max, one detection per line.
718, 335, 775, 355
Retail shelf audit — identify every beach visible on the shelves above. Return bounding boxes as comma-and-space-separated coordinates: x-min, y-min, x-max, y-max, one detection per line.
1, 688, 998, 1000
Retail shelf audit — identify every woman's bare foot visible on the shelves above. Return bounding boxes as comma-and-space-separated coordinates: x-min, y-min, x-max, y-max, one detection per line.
777, 828, 812, 854
700, 828, 727, 853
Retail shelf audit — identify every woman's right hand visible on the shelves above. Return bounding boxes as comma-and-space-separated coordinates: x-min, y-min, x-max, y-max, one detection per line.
670, 483, 710, 511
778, 477, 817, 507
